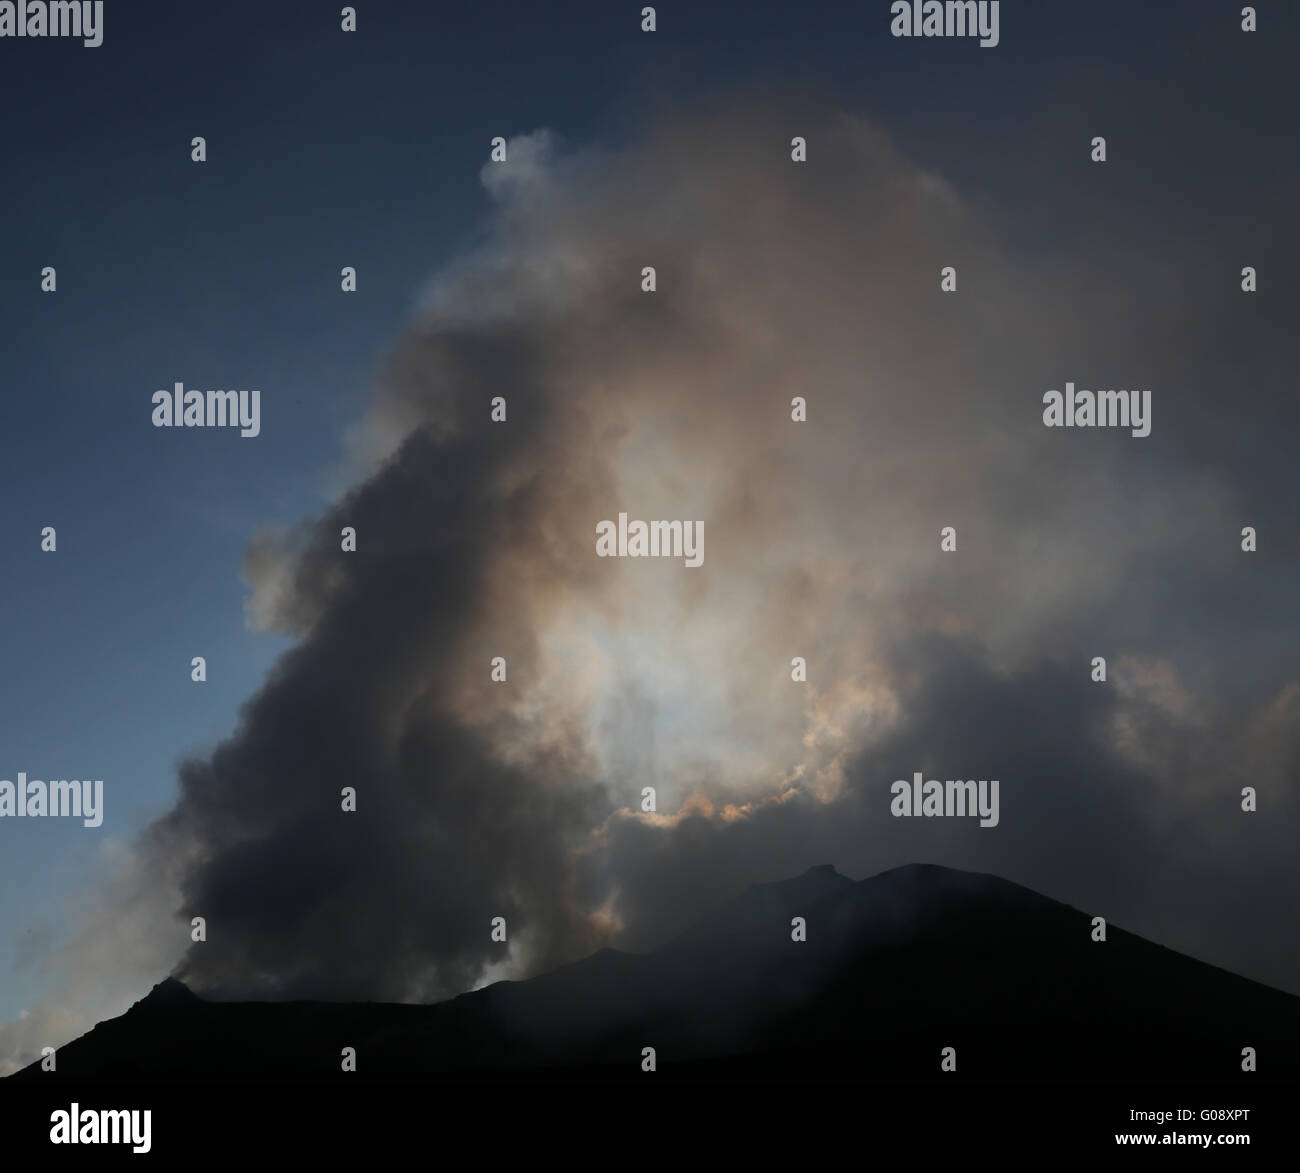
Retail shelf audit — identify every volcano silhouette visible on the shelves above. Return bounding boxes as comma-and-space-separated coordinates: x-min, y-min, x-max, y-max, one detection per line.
8, 863, 1298, 1085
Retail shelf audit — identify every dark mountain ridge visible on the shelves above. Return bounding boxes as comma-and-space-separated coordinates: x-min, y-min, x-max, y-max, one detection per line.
8, 863, 1297, 1084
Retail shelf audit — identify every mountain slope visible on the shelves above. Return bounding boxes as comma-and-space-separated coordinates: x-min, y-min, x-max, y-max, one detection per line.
8, 863, 1298, 1084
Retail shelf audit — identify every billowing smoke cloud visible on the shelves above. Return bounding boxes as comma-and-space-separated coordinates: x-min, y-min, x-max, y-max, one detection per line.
4, 90, 1298, 1070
